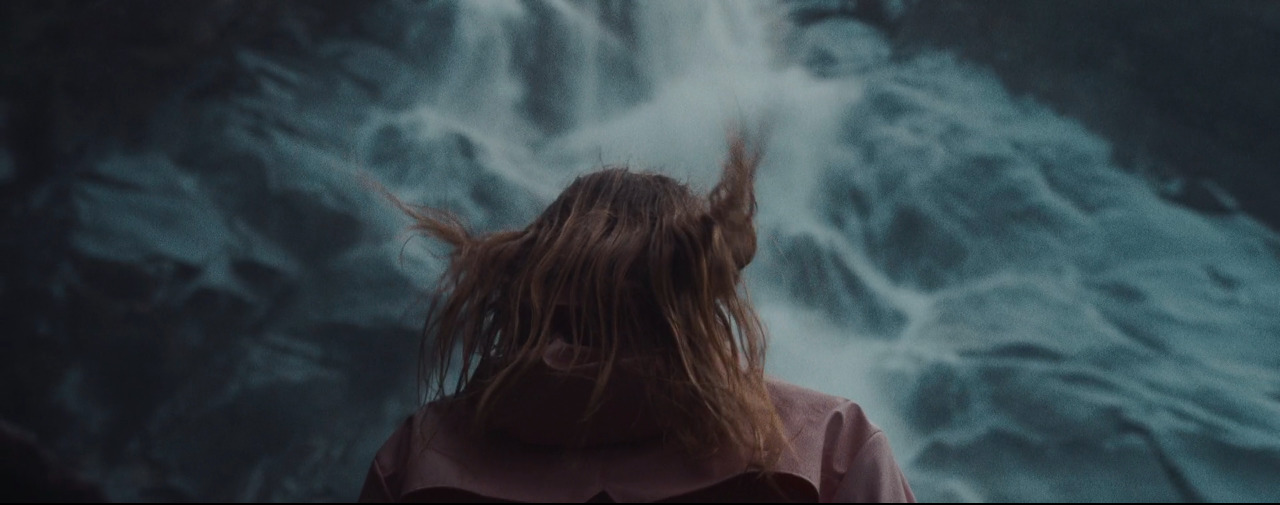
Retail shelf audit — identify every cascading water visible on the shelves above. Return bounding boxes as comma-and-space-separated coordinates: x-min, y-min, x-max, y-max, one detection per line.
55, 0, 1280, 501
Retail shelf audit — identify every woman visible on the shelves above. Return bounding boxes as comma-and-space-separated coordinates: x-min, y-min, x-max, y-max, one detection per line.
359, 135, 915, 502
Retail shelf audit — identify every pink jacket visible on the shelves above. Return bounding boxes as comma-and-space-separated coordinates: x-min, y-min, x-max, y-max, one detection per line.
359, 344, 915, 503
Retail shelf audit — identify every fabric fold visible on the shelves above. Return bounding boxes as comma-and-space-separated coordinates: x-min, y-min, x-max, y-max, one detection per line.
359, 358, 915, 503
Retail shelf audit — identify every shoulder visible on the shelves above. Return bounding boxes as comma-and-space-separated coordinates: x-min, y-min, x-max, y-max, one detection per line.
361, 400, 492, 501
765, 376, 880, 439
763, 378, 917, 502
365, 401, 467, 481
764, 377, 892, 498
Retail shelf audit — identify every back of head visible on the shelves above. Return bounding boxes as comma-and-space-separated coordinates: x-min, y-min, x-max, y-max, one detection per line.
396, 133, 786, 467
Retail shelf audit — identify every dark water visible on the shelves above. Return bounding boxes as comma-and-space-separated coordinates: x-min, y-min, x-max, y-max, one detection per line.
3, 1, 1279, 501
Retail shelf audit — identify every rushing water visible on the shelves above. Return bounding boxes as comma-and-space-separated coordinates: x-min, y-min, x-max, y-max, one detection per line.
65, 1, 1280, 501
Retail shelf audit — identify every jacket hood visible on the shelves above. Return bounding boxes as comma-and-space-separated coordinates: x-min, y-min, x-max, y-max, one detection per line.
486, 338, 666, 447
360, 369, 912, 502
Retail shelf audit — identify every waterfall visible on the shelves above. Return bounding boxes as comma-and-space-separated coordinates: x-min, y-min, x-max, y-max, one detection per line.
57, 0, 1280, 501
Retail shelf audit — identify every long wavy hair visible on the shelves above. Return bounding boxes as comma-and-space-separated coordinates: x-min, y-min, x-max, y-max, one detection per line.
391, 133, 786, 467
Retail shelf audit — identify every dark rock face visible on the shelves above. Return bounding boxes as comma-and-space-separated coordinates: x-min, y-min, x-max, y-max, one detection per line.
3, 0, 1279, 502
2, 2, 426, 501
877, 0, 1280, 229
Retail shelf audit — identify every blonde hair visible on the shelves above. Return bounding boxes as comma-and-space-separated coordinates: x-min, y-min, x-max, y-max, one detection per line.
392, 133, 786, 467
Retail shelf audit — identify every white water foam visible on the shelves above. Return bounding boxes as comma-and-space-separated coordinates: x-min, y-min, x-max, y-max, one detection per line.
69, 0, 1280, 500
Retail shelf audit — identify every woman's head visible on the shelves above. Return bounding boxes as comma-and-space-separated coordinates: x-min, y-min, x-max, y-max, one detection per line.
396, 133, 785, 465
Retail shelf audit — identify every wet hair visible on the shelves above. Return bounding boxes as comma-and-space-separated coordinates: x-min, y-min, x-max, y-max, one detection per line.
392, 132, 786, 467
